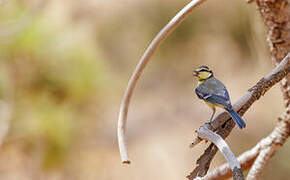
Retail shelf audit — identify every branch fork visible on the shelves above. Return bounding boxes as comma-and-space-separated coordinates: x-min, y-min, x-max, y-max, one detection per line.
194, 125, 244, 180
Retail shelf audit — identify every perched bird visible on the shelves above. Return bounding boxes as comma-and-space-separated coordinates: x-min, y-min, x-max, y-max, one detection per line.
192, 65, 246, 129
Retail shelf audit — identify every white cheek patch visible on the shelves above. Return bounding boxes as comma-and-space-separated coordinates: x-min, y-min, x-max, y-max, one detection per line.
198, 72, 210, 79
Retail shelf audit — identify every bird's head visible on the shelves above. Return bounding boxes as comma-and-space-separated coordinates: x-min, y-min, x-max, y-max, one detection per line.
192, 65, 213, 80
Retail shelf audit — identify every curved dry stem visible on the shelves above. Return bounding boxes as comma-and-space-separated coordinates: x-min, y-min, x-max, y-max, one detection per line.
193, 124, 244, 180
117, 0, 206, 164
198, 126, 241, 170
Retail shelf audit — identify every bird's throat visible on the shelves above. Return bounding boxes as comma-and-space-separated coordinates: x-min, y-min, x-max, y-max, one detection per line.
197, 79, 205, 86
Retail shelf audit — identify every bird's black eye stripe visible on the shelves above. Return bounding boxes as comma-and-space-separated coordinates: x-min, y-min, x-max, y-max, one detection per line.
199, 69, 211, 72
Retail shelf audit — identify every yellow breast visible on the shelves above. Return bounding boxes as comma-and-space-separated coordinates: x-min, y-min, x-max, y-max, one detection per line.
197, 80, 204, 86
204, 101, 224, 109
204, 101, 215, 108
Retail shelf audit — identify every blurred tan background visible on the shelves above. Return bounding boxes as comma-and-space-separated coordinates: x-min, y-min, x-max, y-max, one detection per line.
0, 0, 288, 179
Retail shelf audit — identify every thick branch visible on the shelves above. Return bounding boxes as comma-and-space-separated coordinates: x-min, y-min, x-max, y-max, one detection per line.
117, 0, 206, 164
187, 53, 290, 179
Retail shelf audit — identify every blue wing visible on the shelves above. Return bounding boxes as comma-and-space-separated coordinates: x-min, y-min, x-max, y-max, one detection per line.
195, 84, 231, 109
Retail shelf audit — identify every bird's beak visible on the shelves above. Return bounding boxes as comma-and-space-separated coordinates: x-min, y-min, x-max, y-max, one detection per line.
192, 70, 198, 77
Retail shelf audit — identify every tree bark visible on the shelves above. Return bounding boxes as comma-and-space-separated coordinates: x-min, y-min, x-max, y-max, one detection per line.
256, 0, 290, 106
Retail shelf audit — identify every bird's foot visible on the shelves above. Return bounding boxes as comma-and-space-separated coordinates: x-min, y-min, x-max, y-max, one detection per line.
205, 120, 212, 126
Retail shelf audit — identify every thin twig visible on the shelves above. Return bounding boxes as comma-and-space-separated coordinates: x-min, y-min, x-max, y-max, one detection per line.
117, 0, 206, 164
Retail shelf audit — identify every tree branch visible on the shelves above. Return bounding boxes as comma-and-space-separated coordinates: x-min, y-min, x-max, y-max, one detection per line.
187, 53, 290, 179
117, 0, 207, 164
200, 148, 258, 180
199, 141, 259, 180
246, 113, 290, 180
194, 125, 244, 180
198, 110, 290, 180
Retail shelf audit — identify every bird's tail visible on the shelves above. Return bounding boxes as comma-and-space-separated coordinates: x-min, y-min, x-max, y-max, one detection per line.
226, 108, 246, 129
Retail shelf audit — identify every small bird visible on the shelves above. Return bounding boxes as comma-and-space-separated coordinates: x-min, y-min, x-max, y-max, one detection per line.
192, 65, 246, 129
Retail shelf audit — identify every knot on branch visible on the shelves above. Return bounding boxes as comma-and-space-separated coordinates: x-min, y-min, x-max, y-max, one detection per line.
217, 119, 235, 138
248, 78, 267, 100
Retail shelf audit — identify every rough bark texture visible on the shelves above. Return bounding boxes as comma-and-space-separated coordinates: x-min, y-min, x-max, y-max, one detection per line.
256, 0, 290, 104
257, 0, 290, 64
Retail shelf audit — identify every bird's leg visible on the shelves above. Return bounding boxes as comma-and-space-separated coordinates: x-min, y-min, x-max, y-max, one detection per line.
209, 107, 216, 122
204, 107, 216, 144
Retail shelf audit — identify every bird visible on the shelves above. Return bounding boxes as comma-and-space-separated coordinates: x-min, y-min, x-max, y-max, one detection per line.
192, 65, 246, 129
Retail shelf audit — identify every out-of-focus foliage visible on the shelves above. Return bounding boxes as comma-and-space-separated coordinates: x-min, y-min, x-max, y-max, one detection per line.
0, 0, 288, 180
0, 0, 110, 171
